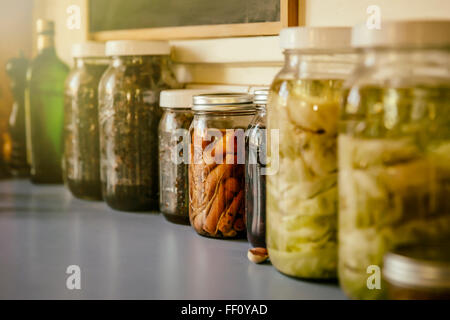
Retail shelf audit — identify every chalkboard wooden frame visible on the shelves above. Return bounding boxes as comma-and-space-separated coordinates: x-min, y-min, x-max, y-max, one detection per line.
89, 0, 302, 41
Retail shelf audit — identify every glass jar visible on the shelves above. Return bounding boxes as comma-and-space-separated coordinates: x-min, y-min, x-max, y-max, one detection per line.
245, 89, 269, 248
99, 40, 180, 211
338, 20, 450, 300
64, 42, 109, 200
158, 89, 212, 224
189, 93, 255, 238
267, 27, 356, 279
383, 244, 450, 300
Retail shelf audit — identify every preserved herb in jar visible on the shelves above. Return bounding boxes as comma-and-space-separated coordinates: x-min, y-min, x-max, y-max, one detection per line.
99, 40, 180, 211
339, 20, 450, 300
189, 94, 255, 238
245, 89, 268, 249
159, 89, 212, 224
64, 42, 109, 200
267, 27, 355, 279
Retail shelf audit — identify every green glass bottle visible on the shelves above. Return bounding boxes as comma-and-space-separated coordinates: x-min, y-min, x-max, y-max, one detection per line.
25, 20, 69, 183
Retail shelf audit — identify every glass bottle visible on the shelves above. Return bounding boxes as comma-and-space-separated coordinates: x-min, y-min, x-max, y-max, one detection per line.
64, 42, 109, 200
338, 20, 450, 300
99, 40, 180, 211
245, 89, 268, 248
6, 52, 30, 177
25, 19, 69, 183
267, 27, 356, 279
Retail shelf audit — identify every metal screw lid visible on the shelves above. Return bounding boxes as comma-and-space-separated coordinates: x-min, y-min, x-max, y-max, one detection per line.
383, 244, 450, 289
192, 93, 255, 112
253, 89, 269, 106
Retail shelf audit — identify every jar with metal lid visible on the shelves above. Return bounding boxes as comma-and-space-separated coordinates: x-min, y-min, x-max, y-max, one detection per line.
338, 20, 450, 300
245, 89, 269, 249
189, 93, 256, 238
99, 40, 180, 211
267, 27, 356, 279
158, 89, 212, 224
64, 42, 109, 200
383, 245, 450, 300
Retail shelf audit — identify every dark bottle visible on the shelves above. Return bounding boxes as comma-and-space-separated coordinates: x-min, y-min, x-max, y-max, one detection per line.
6, 52, 29, 177
245, 90, 268, 248
64, 42, 109, 200
25, 20, 69, 183
99, 40, 180, 212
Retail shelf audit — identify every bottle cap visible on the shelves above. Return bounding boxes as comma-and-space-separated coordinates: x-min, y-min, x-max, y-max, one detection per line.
280, 26, 352, 50
352, 20, 450, 48
105, 40, 170, 56
36, 19, 54, 35
72, 42, 106, 58
160, 89, 215, 109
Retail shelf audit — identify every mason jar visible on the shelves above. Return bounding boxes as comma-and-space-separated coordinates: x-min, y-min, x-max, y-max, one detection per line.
267, 27, 356, 279
245, 89, 269, 248
189, 93, 255, 238
64, 42, 109, 200
99, 40, 180, 212
158, 89, 212, 224
338, 20, 450, 300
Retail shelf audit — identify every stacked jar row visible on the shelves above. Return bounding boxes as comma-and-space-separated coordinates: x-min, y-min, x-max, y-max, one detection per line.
63, 20, 450, 300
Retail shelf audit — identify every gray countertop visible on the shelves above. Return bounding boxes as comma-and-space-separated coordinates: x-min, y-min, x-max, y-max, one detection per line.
0, 180, 345, 299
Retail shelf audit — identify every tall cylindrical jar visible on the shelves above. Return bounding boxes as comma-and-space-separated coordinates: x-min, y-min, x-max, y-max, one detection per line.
267, 27, 356, 279
158, 89, 212, 224
99, 40, 180, 211
189, 94, 255, 238
338, 20, 450, 300
245, 89, 269, 249
64, 42, 109, 200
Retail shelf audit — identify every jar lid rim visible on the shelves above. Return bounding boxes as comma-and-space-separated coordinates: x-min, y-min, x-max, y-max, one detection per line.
192, 93, 255, 111
383, 244, 450, 289
352, 20, 450, 48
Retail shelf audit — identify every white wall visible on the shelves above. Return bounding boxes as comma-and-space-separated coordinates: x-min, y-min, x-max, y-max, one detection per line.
32, 0, 450, 89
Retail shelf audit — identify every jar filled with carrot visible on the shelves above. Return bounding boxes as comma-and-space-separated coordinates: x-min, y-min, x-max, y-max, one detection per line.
189, 93, 255, 238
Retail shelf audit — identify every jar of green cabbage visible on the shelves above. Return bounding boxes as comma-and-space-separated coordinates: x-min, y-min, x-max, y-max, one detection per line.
339, 20, 450, 300
267, 27, 356, 279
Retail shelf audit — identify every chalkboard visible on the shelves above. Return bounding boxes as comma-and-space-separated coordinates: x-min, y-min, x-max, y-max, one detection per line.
90, 0, 280, 32
89, 0, 298, 40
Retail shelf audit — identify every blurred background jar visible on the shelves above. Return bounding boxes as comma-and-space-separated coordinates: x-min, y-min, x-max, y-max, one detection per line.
25, 19, 69, 183
6, 52, 29, 177
245, 89, 269, 249
64, 42, 109, 201
159, 89, 212, 224
338, 20, 450, 300
189, 93, 255, 238
383, 244, 450, 300
267, 27, 356, 279
99, 40, 180, 212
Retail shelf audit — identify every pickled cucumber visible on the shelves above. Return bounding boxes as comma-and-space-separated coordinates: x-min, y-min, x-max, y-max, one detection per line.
267, 79, 344, 279
338, 85, 450, 300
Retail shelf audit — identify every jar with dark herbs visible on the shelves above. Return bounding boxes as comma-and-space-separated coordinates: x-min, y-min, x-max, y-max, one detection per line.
64, 42, 109, 200
189, 94, 255, 238
245, 89, 269, 249
158, 89, 212, 224
99, 40, 180, 212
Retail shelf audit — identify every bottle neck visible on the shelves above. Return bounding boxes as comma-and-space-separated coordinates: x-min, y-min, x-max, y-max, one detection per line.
37, 34, 55, 53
